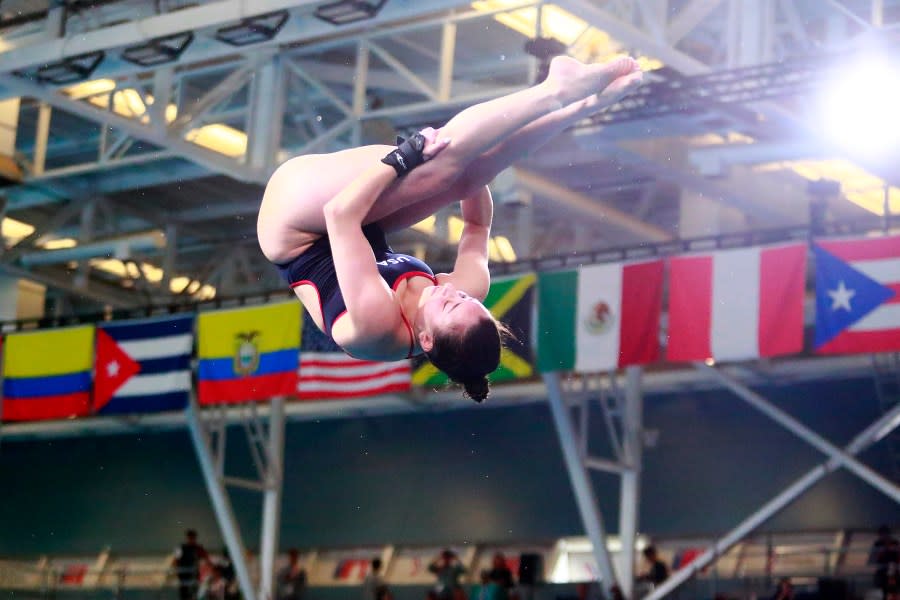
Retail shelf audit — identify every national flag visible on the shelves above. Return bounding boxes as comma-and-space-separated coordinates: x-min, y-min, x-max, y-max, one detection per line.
537, 260, 663, 372
298, 352, 410, 399
94, 315, 194, 414
197, 302, 301, 404
667, 243, 806, 362
814, 235, 900, 353
333, 559, 369, 581
2, 325, 94, 421
413, 274, 536, 386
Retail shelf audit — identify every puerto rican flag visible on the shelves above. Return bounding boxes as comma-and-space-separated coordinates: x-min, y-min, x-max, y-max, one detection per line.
667, 243, 807, 362
814, 235, 900, 354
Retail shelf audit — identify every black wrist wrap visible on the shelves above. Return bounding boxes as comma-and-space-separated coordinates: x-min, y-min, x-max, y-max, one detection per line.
381, 132, 428, 176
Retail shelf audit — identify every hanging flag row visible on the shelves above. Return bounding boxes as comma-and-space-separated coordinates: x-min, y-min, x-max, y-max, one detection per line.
535, 234, 900, 372
0, 301, 415, 423
1, 234, 898, 421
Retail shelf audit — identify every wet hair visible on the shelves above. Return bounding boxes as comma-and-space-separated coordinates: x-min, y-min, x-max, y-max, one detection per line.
425, 315, 508, 402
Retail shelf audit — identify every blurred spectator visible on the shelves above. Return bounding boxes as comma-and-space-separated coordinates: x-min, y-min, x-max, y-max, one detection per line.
277, 548, 308, 600
637, 546, 669, 587
362, 557, 391, 600
771, 577, 795, 600
870, 525, 900, 600
198, 565, 226, 600
471, 570, 500, 600
429, 549, 466, 600
216, 550, 239, 600
488, 554, 515, 600
172, 529, 210, 600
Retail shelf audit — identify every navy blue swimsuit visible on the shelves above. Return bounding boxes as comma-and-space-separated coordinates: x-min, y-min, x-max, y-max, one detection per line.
275, 224, 436, 357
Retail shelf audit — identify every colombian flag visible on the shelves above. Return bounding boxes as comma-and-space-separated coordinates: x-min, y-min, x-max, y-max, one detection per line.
2, 326, 95, 421
197, 302, 301, 404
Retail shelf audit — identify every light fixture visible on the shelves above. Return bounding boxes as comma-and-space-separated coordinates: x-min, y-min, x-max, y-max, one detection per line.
818, 55, 900, 160
24, 51, 104, 85
121, 32, 193, 67
215, 11, 289, 47
314, 0, 387, 25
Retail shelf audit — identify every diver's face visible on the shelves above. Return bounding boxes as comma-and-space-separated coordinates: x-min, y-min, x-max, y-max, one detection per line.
420, 283, 490, 337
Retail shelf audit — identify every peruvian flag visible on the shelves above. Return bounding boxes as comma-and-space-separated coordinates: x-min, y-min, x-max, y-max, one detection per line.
667, 243, 807, 362
814, 235, 900, 354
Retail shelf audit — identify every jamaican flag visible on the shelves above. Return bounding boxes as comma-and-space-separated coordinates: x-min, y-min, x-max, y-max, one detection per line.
412, 273, 535, 386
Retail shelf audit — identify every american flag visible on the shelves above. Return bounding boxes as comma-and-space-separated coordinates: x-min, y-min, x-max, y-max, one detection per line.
297, 352, 411, 400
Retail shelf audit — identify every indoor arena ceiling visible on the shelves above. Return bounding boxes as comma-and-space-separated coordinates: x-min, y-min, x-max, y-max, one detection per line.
0, 0, 898, 313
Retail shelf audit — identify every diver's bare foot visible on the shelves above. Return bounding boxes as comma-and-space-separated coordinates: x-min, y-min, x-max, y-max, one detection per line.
574, 68, 644, 116
544, 55, 641, 106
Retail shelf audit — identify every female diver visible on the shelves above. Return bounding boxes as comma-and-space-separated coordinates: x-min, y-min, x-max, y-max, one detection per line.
257, 55, 643, 402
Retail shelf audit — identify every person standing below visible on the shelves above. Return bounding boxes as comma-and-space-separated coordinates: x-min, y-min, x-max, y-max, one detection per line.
470, 570, 499, 600
172, 529, 210, 600
276, 548, 308, 600
771, 577, 795, 600
487, 554, 515, 600
429, 550, 466, 600
637, 546, 669, 587
870, 525, 900, 600
362, 558, 391, 600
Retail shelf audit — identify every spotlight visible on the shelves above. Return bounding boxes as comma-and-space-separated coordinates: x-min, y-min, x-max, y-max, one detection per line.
314, 0, 387, 25
26, 51, 104, 85
121, 32, 193, 67
215, 11, 289, 47
819, 57, 900, 159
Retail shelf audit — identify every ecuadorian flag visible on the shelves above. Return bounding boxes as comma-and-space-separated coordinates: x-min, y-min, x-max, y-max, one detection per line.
2, 326, 95, 421
197, 301, 301, 404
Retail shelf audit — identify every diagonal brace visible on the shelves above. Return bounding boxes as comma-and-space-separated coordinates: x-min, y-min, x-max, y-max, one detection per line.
698, 363, 900, 504
644, 383, 900, 600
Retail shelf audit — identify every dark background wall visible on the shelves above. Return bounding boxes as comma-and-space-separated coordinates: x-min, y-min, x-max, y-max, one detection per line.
1, 376, 898, 557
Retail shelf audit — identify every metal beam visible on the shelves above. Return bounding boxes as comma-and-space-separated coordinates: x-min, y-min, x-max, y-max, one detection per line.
259, 397, 286, 600
699, 363, 900, 504
0, 74, 263, 182
668, 0, 725, 44
555, 0, 711, 75
186, 399, 257, 600
3, 198, 90, 261
169, 62, 259, 134
514, 168, 674, 242
644, 386, 900, 600
0, 0, 322, 75
0, 262, 140, 307
0, 354, 884, 441
247, 56, 286, 174
0, 0, 475, 91
617, 367, 642, 599
543, 372, 619, 592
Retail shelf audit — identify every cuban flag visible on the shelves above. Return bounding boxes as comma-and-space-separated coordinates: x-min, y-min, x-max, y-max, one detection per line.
94, 315, 194, 414
814, 235, 900, 354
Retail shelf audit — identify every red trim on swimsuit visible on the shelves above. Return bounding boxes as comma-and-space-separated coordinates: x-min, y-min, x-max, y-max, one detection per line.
291, 279, 327, 332
391, 271, 437, 359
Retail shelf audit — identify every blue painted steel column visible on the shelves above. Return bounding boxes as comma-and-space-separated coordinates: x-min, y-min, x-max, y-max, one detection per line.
186, 398, 256, 600
543, 372, 618, 591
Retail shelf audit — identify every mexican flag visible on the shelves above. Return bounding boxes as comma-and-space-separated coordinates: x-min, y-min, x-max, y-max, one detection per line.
537, 260, 664, 373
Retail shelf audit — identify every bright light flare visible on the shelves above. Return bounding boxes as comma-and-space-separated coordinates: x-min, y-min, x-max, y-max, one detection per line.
819, 59, 900, 159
